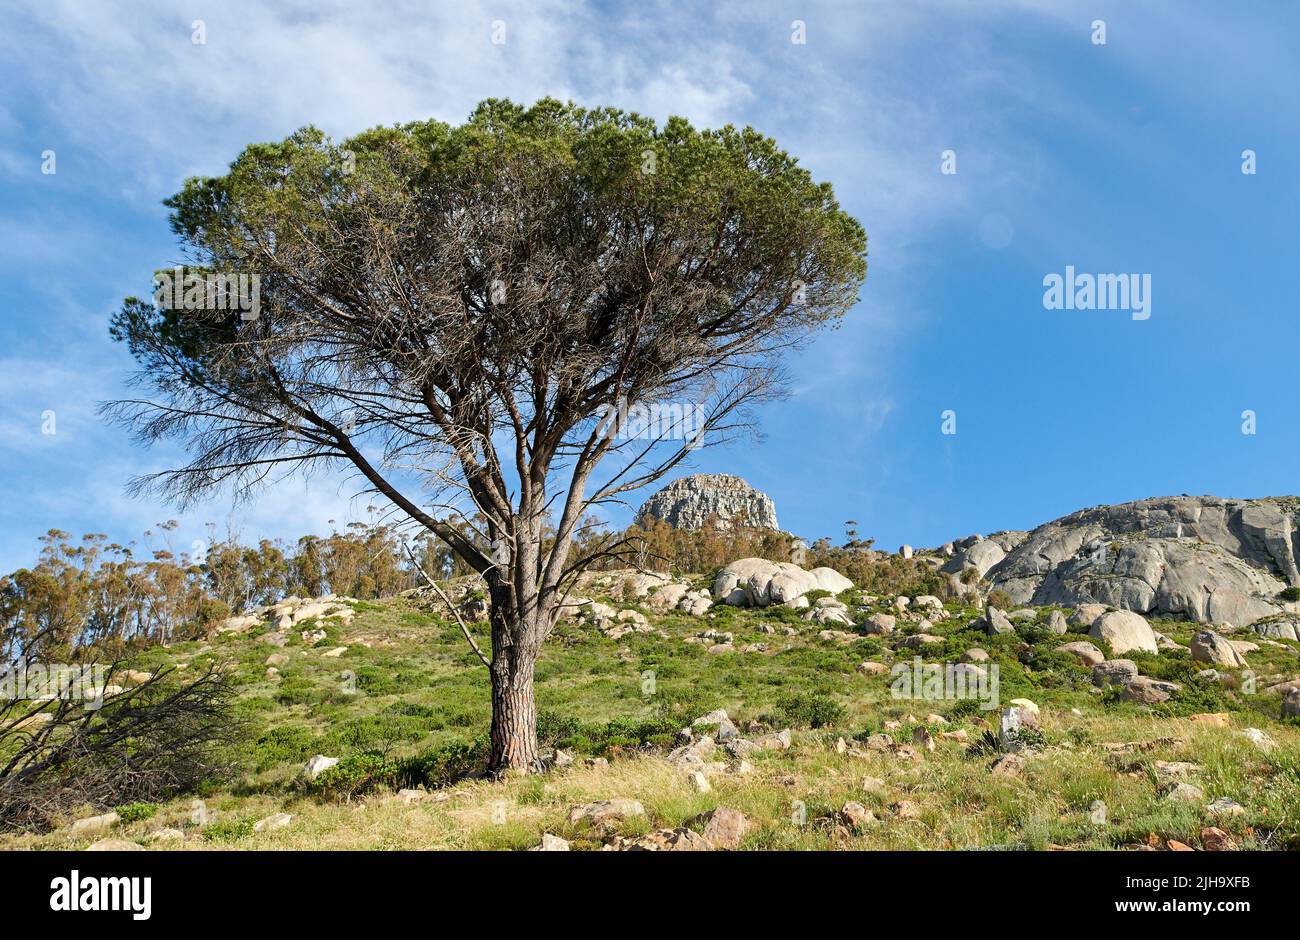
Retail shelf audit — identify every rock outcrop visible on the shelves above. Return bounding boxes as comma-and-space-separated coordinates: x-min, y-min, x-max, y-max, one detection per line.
635, 474, 778, 530
712, 558, 853, 607
948, 496, 1300, 628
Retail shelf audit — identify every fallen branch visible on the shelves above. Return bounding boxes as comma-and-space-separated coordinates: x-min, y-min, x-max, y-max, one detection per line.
403, 543, 490, 669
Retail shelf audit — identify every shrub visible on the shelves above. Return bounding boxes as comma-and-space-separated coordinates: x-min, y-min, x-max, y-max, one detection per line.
774, 692, 845, 729
308, 738, 486, 800
1279, 586, 1300, 602
987, 590, 1014, 610
0, 665, 239, 832
203, 818, 255, 842
116, 802, 159, 823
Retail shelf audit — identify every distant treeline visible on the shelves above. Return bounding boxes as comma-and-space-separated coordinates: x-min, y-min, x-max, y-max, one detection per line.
2, 513, 947, 662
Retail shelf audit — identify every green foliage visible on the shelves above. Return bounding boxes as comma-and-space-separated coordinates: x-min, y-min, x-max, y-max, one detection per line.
203, 818, 255, 842
308, 738, 486, 800
987, 590, 1014, 610
774, 692, 845, 729
1280, 586, 1300, 602
115, 802, 159, 824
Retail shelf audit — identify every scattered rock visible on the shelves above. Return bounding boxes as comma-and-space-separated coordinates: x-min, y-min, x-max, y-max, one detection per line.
982, 607, 1014, 635
990, 753, 1026, 778
1283, 689, 1300, 719
1090, 610, 1158, 655
1188, 712, 1230, 728
1092, 659, 1139, 687
1057, 641, 1105, 666
145, 828, 185, 844
858, 661, 889, 676
890, 799, 922, 819
302, 754, 340, 780
1190, 630, 1247, 668
1163, 782, 1205, 802
568, 799, 646, 828
531, 833, 571, 851
700, 807, 751, 849
1206, 797, 1245, 818
1120, 675, 1179, 704
1201, 827, 1238, 851
607, 827, 710, 851
70, 812, 120, 834
254, 812, 292, 833
840, 801, 876, 832
961, 648, 990, 663
862, 613, 896, 636
1239, 727, 1277, 751
85, 839, 143, 852
1069, 604, 1110, 629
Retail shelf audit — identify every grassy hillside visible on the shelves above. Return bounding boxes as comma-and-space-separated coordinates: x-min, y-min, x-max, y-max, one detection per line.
6, 580, 1300, 851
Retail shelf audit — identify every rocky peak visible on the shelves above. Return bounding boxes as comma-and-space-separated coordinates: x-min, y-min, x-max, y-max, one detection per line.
946, 495, 1300, 627
635, 474, 779, 531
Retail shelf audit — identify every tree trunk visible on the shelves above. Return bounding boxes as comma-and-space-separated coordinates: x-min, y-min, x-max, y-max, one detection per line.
487, 608, 541, 775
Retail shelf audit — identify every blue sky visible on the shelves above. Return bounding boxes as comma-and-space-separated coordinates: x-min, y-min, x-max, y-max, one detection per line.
1, 0, 1298, 570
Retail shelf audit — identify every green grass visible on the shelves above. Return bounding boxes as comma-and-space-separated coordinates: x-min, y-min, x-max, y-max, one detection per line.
6, 586, 1300, 851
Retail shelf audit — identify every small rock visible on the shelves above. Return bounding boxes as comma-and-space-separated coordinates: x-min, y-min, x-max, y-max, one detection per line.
1088, 800, 1107, 825
1201, 827, 1237, 851
857, 661, 889, 676
700, 807, 751, 849
70, 812, 120, 834
912, 726, 935, 753
1057, 641, 1105, 667
85, 839, 142, 852
1239, 727, 1276, 751
254, 812, 292, 833
840, 801, 876, 832
982, 607, 1014, 635
1206, 796, 1245, 817
862, 613, 896, 636
990, 753, 1026, 778
568, 798, 646, 827
145, 828, 185, 844
961, 648, 989, 663
608, 827, 710, 851
531, 833, 570, 851
1164, 782, 1205, 803
755, 729, 792, 751
302, 754, 340, 780
890, 799, 922, 819
1120, 675, 1179, 704
688, 770, 711, 793
1092, 659, 1139, 687
1188, 712, 1230, 727
1283, 689, 1300, 719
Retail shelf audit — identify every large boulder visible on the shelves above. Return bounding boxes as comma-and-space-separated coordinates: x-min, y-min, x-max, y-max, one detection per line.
979, 496, 1300, 626
636, 474, 778, 530
1190, 630, 1248, 668
712, 558, 852, 607
1089, 610, 1159, 655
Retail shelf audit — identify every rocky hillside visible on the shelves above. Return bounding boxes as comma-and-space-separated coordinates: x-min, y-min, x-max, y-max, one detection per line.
944, 496, 1300, 629
635, 474, 779, 530
11, 563, 1300, 853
